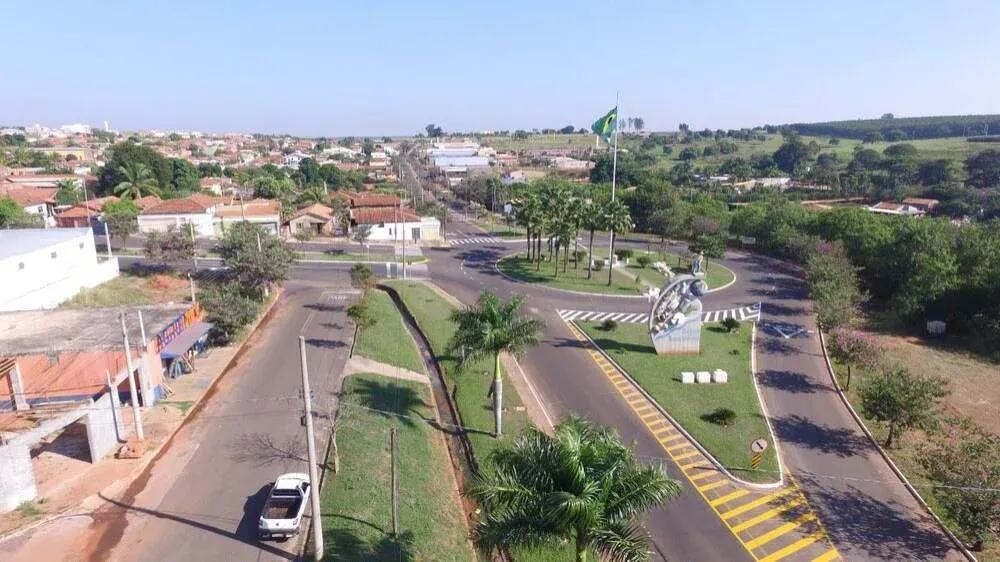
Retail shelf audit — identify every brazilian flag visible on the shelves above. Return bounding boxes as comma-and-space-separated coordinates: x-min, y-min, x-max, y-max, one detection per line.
590, 107, 618, 144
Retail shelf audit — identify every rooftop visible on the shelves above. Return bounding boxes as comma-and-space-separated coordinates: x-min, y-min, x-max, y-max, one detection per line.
0, 228, 92, 262
0, 304, 191, 355
352, 207, 420, 225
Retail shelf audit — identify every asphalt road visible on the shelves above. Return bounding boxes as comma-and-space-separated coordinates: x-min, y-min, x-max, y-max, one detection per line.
78, 280, 356, 562
431, 217, 961, 561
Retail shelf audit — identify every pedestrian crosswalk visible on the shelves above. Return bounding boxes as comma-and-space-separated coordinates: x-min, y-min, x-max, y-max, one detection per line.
447, 235, 526, 246
557, 303, 761, 324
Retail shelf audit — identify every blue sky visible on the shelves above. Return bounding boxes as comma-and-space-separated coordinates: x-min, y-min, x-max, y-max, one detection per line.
4, 0, 998, 136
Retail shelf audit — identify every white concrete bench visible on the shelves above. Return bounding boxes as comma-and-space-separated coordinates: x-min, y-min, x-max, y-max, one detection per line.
696, 371, 712, 384
712, 369, 729, 383
681, 371, 695, 384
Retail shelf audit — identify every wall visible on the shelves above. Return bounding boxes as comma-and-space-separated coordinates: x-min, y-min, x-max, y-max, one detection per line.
366, 220, 424, 241
85, 391, 122, 462
216, 215, 279, 235
0, 231, 120, 311
137, 213, 214, 237
0, 444, 36, 512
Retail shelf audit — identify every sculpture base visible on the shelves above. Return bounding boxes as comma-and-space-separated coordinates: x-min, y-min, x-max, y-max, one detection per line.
651, 318, 702, 355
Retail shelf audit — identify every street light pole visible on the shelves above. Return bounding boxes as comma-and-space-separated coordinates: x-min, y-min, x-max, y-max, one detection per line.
119, 312, 144, 441
298, 336, 324, 560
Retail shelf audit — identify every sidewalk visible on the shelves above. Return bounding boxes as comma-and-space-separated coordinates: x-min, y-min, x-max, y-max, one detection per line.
0, 295, 279, 544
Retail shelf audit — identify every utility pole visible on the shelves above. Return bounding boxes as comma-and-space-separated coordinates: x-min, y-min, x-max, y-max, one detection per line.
104, 221, 113, 259
119, 312, 144, 441
190, 225, 198, 271
390, 426, 398, 536
401, 199, 407, 280
105, 370, 122, 441
298, 336, 323, 560
256, 231, 269, 297
187, 273, 196, 303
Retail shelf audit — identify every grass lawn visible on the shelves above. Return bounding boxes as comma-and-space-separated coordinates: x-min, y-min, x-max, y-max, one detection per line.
382, 281, 532, 462
579, 322, 779, 483
62, 272, 193, 307
498, 255, 643, 296
624, 252, 735, 291
353, 291, 425, 374
321, 373, 471, 561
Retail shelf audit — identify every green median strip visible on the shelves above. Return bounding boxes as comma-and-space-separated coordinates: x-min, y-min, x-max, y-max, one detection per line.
578, 321, 779, 483
321, 373, 471, 561
352, 291, 425, 373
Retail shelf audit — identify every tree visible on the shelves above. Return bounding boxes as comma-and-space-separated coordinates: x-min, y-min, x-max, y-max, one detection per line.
919, 419, 1000, 551
448, 291, 543, 437
859, 368, 947, 448
966, 149, 1000, 189
102, 200, 140, 249
349, 263, 377, 294
297, 184, 327, 205
558, 125, 576, 135
252, 175, 295, 200
678, 147, 699, 161
169, 158, 200, 193
603, 200, 633, 286
863, 131, 884, 144
581, 198, 606, 279
917, 159, 956, 186
804, 242, 864, 330
98, 141, 171, 195
425, 124, 444, 138
772, 135, 817, 175
633, 116, 644, 132
827, 328, 881, 391
467, 416, 682, 562
114, 162, 160, 199
216, 222, 296, 298
199, 281, 260, 344
346, 299, 376, 330
55, 179, 80, 206
143, 225, 196, 267
0, 197, 41, 228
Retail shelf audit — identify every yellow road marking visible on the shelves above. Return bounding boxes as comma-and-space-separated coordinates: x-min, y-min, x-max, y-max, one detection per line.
731, 498, 804, 533
698, 479, 730, 493
688, 469, 718, 482
666, 443, 689, 453
720, 488, 794, 520
673, 450, 700, 463
710, 489, 750, 507
810, 548, 841, 562
744, 513, 815, 550
758, 532, 823, 562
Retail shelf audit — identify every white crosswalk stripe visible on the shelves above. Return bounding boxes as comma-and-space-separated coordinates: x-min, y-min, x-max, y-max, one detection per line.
448, 237, 527, 246
557, 303, 761, 324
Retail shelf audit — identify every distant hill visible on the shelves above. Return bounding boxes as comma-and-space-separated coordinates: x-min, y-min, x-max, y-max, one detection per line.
788, 114, 1000, 140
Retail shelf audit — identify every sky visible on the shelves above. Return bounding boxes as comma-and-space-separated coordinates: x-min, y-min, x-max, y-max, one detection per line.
3, 0, 998, 137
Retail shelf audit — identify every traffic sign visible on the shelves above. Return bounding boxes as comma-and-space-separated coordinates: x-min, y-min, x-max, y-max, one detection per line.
750, 438, 769, 453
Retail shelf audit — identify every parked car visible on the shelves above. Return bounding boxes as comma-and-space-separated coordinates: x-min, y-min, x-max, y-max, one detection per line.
258, 473, 310, 540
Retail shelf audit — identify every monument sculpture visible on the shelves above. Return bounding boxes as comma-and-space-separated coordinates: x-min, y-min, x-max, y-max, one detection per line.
648, 272, 708, 355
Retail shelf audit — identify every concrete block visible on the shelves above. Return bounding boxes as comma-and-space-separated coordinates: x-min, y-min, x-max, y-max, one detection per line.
696, 371, 711, 384
712, 370, 729, 383
681, 371, 695, 384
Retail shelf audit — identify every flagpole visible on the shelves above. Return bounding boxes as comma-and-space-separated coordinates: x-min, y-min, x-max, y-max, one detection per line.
607, 91, 619, 276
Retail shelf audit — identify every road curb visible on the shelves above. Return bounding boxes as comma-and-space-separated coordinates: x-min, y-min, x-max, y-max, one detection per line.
817, 330, 976, 561
747, 322, 787, 487
705, 264, 738, 294
571, 319, 783, 490
493, 256, 646, 300
0, 288, 284, 546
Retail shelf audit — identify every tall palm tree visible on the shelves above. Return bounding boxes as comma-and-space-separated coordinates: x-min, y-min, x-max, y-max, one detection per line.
468, 416, 682, 562
515, 192, 542, 261
566, 197, 585, 271
114, 162, 160, 200
603, 199, 634, 286
449, 291, 543, 437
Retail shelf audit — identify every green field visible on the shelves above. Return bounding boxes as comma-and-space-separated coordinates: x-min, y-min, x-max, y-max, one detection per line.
579, 322, 779, 483
479, 133, 597, 152
352, 291, 425, 373
382, 281, 532, 461
321, 373, 471, 561
498, 255, 643, 296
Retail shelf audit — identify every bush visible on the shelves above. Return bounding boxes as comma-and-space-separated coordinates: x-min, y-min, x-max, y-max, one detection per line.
721, 317, 740, 333
599, 319, 618, 332
347, 298, 377, 330
615, 248, 634, 261
573, 250, 587, 263
292, 228, 315, 242
635, 255, 653, 269
200, 281, 261, 345
593, 259, 605, 271
704, 407, 737, 426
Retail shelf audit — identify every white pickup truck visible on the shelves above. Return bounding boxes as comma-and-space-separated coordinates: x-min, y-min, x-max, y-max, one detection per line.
258, 473, 310, 540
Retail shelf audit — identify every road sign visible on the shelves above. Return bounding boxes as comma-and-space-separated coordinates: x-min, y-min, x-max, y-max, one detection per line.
751, 452, 762, 470
750, 438, 769, 453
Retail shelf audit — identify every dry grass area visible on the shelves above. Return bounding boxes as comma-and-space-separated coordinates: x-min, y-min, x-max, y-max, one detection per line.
876, 334, 1000, 433
63, 273, 192, 308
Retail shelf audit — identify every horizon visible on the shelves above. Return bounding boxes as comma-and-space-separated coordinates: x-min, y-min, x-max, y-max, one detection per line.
3, 1, 999, 137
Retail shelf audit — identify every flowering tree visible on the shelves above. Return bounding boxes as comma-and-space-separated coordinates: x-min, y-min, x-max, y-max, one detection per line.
828, 328, 881, 390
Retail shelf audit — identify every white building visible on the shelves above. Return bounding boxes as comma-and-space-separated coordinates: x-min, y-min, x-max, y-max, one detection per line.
0, 228, 120, 311
351, 207, 441, 242
137, 196, 217, 237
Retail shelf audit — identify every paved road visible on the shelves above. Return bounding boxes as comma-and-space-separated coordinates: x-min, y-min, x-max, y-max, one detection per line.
73, 280, 356, 562
429, 218, 962, 561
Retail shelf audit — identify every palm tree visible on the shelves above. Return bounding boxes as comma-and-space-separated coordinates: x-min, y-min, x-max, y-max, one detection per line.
633, 116, 645, 132
514, 193, 542, 261
468, 416, 682, 562
566, 198, 585, 271
297, 183, 327, 205
603, 200, 633, 286
114, 162, 160, 200
449, 291, 543, 437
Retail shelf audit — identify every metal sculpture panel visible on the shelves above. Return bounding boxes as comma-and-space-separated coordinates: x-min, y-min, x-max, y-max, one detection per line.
648, 273, 708, 355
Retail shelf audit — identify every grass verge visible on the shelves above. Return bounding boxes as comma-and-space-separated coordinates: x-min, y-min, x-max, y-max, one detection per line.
353, 291, 425, 373
321, 373, 471, 561
579, 321, 779, 483
497, 255, 642, 296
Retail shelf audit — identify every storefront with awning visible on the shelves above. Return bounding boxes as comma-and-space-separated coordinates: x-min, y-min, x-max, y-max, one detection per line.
159, 321, 213, 378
